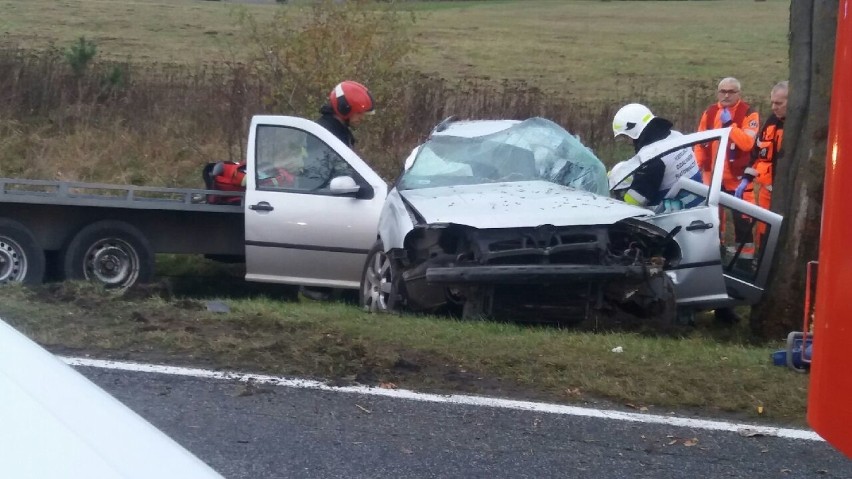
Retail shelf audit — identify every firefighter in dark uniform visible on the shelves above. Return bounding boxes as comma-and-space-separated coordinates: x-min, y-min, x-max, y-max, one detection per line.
302, 81, 374, 302
316, 81, 375, 149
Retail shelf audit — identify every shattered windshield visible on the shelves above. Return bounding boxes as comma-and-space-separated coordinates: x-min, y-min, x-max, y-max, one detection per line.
398, 117, 609, 196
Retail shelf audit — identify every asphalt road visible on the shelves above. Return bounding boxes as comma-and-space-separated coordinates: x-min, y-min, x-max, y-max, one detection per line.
78, 366, 852, 479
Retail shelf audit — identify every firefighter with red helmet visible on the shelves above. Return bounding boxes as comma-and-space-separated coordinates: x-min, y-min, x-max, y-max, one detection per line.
316, 81, 375, 148
302, 81, 374, 302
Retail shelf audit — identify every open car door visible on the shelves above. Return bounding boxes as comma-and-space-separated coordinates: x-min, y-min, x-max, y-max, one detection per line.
243, 116, 387, 289
610, 128, 782, 310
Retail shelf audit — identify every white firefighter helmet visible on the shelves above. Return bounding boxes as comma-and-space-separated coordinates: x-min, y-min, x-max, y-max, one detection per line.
612, 103, 655, 140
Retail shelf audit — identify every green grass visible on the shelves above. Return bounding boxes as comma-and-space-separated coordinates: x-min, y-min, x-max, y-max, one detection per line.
0, 280, 809, 425
407, 0, 790, 99
0, 0, 790, 100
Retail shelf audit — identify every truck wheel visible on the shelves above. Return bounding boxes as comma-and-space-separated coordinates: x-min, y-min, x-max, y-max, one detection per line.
360, 240, 405, 313
0, 219, 45, 285
63, 221, 154, 290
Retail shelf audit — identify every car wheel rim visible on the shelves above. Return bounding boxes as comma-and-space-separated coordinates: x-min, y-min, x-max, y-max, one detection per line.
363, 250, 394, 312
83, 239, 140, 289
0, 237, 26, 283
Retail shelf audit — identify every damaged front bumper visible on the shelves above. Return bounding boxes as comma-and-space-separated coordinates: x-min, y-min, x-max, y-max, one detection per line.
424, 264, 665, 284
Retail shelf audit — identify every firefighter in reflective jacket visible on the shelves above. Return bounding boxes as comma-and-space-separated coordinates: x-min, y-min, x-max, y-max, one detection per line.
610, 103, 702, 207
735, 80, 787, 249
694, 77, 760, 259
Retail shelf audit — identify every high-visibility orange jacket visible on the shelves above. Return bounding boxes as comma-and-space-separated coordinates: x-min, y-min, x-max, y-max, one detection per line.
214, 162, 247, 190
257, 167, 296, 188
206, 161, 295, 204
207, 161, 248, 205
693, 100, 760, 190
745, 113, 784, 188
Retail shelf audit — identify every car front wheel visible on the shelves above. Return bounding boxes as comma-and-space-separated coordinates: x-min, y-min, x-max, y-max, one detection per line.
360, 240, 405, 313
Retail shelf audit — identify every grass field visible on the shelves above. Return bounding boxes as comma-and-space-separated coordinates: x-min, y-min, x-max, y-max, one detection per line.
0, 0, 790, 100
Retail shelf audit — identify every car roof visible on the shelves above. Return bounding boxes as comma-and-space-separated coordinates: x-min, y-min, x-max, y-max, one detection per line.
432, 119, 521, 138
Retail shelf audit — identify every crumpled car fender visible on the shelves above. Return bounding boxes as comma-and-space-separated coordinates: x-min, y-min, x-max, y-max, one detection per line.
378, 189, 415, 251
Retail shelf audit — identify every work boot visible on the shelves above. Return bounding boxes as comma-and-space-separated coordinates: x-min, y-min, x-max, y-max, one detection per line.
713, 307, 741, 325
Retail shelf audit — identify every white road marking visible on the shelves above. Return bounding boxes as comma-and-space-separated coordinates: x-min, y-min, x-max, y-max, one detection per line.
63, 356, 823, 442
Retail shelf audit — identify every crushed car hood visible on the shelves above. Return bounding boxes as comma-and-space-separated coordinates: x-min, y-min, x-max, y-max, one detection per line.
399, 181, 652, 228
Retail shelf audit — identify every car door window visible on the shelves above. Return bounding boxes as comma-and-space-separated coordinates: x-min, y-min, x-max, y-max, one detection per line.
255, 125, 358, 193
716, 193, 781, 298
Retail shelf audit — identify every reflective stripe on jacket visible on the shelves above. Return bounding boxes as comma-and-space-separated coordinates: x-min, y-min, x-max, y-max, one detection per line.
658, 130, 701, 192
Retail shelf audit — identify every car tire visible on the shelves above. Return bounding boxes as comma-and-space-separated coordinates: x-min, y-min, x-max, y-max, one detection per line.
63, 220, 154, 290
0, 218, 45, 285
646, 274, 678, 333
597, 274, 678, 333
360, 240, 405, 313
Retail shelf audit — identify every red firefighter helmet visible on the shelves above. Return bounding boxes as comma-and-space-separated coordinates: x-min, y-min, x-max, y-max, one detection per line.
329, 81, 374, 120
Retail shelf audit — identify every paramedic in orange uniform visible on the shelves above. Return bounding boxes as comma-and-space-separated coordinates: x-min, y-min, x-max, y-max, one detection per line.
735, 81, 787, 250
694, 77, 760, 250
694, 77, 760, 324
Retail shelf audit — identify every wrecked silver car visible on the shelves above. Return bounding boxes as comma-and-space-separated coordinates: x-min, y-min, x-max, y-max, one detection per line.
361, 118, 679, 327
359, 118, 782, 328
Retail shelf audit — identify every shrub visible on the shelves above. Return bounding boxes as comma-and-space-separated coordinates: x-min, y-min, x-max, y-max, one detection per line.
65, 36, 97, 77
236, 0, 415, 118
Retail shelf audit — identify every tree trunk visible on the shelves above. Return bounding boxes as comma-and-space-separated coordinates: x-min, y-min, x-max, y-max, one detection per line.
750, 0, 837, 340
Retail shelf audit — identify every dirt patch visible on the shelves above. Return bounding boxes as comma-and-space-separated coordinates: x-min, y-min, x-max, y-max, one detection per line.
28, 282, 113, 310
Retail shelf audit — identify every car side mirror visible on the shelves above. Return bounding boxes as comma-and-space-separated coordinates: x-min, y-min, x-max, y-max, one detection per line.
329, 176, 360, 195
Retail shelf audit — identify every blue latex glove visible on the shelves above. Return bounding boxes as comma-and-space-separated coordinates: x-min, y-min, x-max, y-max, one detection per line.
734, 178, 751, 198
720, 108, 732, 125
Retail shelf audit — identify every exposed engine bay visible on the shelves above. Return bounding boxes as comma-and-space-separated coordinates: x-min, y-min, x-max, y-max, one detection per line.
395, 218, 680, 328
